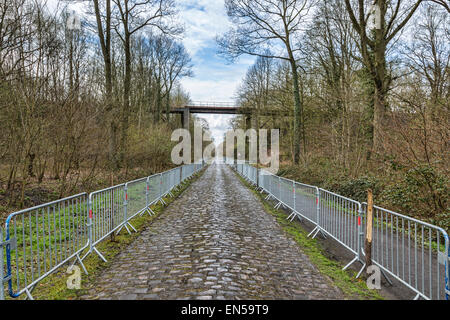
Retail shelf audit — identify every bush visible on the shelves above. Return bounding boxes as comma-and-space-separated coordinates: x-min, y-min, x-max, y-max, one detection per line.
325, 176, 382, 203
381, 166, 448, 223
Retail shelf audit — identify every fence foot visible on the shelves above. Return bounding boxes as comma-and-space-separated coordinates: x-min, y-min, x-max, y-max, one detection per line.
274, 202, 282, 209
355, 263, 366, 278
127, 222, 137, 232
143, 207, 155, 216
93, 247, 107, 263
342, 256, 360, 271
71, 254, 88, 275
159, 198, 167, 206
380, 268, 393, 286
265, 194, 272, 200
24, 287, 34, 300
286, 211, 295, 220
308, 226, 326, 239
413, 293, 421, 300
290, 213, 302, 223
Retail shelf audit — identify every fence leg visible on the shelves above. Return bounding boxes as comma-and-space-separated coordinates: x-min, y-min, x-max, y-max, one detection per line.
93, 247, 107, 263
342, 257, 359, 271
286, 212, 295, 220
70, 253, 88, 275
355, 263, 366, 278
290, 213, 302, 223
24, 287, 34, 300
380, 268, 393, 285
144, 207, 155, 216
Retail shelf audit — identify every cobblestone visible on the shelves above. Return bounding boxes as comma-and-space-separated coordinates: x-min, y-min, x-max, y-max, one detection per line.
80, 164, 343, 300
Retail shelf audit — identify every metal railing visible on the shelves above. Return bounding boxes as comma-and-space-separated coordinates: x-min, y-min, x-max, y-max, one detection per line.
1, 163, 204, 300
231, 161, 449, 300
4, 193, 89, 299
1, 227, 6, 300
360, 204, 449, 300
185, 101, 237, 108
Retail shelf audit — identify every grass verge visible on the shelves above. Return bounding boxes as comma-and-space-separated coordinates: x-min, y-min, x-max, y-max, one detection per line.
233, 170, 383, 300
8, 168, 206, 300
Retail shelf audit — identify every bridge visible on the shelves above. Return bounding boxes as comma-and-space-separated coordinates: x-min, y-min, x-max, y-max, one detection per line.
170, 101, 291, 129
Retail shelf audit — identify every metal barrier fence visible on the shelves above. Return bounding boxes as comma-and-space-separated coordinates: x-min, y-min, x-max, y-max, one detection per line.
1, 227, 5, 300
1, 163, 204, 300
231, 162, 449, 300
360, 204, 449, 300
4, 193, 89, 299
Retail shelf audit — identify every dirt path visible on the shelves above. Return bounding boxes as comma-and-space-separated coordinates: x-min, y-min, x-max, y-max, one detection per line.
80, 164, 343, 300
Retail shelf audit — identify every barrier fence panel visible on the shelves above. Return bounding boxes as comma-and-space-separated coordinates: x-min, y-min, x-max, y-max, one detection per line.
89, 184, 125, 246
148, 174, 162, 206
361, 204, 449, 300
271, 175, 281, 202
293, 182, 318, 225
5, 193, 89, 298
279, 177, 294, 211
251, 166, 258, 185
318, 189, 361, 258
126, 178, 148, 220
161, 170, 171, 197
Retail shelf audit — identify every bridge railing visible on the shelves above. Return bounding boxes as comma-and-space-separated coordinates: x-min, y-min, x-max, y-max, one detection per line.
230, 161, 449, 300
185, 101, 237, 108
0, 162, 205, 300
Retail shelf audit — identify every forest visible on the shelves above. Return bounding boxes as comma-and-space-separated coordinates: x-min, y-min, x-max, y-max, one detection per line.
218, 0, 448, 230
0, 0, 202, 220
0, 0, 448, 231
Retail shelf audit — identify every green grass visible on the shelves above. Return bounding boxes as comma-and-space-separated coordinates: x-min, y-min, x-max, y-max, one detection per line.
4, 169, 206, 300
235, 172, 384, 300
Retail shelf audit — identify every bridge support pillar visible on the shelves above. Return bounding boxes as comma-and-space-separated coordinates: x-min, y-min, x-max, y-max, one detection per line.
181, 108, 190, 129
245, 115, 252, 131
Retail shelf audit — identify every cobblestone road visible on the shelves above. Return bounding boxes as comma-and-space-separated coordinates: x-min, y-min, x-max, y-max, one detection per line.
80, 164, 343, 300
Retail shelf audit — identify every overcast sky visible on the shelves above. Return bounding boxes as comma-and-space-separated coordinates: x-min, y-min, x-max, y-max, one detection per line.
52, 0, 253, 144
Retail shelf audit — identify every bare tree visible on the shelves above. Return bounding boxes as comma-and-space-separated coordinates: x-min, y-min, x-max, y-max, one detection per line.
92, 0, 120, 170
404, 3, 449, 109
343, 0, 424, 154
161, 38, 193, 120
217, 0, 315, 164
112, 0, 180, 165
428, 0, 450, 12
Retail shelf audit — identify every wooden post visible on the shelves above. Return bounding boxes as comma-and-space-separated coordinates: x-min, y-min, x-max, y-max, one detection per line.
365, 189, 373, 268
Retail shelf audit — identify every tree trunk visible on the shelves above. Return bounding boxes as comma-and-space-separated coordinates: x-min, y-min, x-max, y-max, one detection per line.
120, 32, 131, 165
372, 28, 388, 154
290, 58, 302, 164
165, 90, 170, 122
